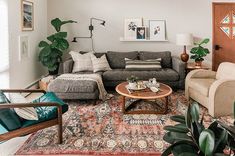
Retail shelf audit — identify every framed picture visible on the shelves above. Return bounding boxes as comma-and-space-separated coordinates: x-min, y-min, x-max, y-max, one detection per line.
124, 18, 143, 39
136, 27, 146, 40
19, 35, 29, 61
21, 0, 34, 31
149, 20, 166, 41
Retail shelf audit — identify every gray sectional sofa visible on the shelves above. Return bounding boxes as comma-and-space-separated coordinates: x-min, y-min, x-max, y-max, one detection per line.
48, 51, 186, 100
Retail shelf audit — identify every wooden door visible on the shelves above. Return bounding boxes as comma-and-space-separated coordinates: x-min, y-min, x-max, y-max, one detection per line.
213, 3, 235, 71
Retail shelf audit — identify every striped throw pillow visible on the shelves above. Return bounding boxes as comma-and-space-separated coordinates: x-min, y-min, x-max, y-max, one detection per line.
125, 58, 162, 71
91, 54, 112, 72
70, 51, 93, 72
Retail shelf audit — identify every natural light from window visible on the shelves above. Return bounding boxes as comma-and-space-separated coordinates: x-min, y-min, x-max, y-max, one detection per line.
0, 0, 9, 88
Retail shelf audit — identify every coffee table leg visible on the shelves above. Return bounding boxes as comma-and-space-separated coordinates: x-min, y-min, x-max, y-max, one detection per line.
164, 96, 169, 114
122, 96, 126, 114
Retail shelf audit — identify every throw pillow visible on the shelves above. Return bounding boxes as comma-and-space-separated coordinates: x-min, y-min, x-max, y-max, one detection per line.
125, 58, 162, 71
9, 93, 39, 121
91, 54, 112, 72
0, 91, 22, 131
69, 51, 93, 72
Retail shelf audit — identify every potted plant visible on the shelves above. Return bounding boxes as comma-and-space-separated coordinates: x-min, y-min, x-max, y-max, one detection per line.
127, 75, 138, 88
38, 18, 77, 75
190, 38, 210, 67
162, 102, 235, 156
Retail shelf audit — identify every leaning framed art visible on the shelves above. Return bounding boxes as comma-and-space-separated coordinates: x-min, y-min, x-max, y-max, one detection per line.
124, 18, 143, 39
149, 20, 166, 41
21, 0, 34, 31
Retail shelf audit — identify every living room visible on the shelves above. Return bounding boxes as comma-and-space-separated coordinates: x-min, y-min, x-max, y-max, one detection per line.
0, 0, 235, 155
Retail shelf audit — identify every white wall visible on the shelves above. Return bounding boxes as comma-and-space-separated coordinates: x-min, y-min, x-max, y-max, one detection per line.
47, 0, 224, 64
8, 0, 47, 88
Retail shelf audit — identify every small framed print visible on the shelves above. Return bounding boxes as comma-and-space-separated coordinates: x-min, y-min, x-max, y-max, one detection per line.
124, 18, 143, 39
21, 0, 34, 31
19, 35, 29, 61
136, 27, 146, 40
149, 20, 166, 41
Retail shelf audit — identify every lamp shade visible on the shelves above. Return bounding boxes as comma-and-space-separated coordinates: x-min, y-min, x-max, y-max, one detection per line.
176, 33, 193, 46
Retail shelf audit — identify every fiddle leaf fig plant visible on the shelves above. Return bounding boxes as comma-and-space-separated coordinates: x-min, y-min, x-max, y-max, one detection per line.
162, 102, 235, 156
190, 38, 210, 62
38, 18, 77, 74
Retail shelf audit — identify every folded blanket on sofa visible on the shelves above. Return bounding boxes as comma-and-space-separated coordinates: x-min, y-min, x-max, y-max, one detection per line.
56, 74, 113, 101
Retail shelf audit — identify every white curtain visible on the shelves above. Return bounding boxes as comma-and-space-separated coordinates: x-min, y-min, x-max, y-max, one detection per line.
0, 0, 9, 88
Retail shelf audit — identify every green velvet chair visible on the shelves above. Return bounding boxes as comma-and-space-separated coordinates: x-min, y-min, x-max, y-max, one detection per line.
0, 89, 68, 144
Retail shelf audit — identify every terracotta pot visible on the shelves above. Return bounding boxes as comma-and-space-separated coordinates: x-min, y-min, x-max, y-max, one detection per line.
195, 61, 203, 67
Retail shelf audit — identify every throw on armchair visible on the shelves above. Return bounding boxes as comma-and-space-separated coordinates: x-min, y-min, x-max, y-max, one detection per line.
185, 62, 235, 117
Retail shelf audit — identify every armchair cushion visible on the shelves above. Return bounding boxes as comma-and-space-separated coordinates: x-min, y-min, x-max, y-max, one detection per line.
188, 78, 216, 97
22, 92, 68, 128
0, 91, 22, 131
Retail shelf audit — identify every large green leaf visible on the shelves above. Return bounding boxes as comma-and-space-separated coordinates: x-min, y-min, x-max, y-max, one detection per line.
199, 129, 215, 156
170, 115, 186, 124
163, 132, 192, 144
51, 18, 77, 32
214, 128, 228, 153
192, 122, 205, 144
54, 32, 67, 38
178, 153, 199, 156
190, 102, 200, 122
185, 104, 192, 129
164, 124, 189, 133
162, 140, 197, 156
52, 38, 69, 51
39, 41, 49, 48
172, 144, 198, 156
199, 38, 210, 45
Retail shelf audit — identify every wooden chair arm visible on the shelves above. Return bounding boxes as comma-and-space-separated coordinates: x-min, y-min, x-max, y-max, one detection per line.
0, 102, 62, 109
1, 89, 46, 94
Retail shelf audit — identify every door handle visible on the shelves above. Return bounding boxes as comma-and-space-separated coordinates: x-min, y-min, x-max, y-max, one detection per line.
214, 45, 222, 50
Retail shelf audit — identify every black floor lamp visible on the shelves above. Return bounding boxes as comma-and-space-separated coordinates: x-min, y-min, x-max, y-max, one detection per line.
72, 18, 106, 52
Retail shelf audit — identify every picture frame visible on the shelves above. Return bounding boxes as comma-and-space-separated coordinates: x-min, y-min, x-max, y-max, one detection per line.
19, 35, 29, 61
21, 0, 34, 31
149, 20, 166, 41
124, 18, 143, 39
136, 27, 147, 40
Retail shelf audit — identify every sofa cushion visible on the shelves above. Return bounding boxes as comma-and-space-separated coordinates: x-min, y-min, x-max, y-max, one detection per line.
69, 51, 93, 72
139, 51, 172, 68
0, 91, 22, 131
22, 92, 68, 128
125, 58, 162, 71
91, 54, 111, 72
106, 51, 138, 69
103, 69, 179, 81
188, 78, 216, 97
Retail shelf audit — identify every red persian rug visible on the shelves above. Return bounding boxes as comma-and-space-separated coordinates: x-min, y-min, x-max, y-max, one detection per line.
15, 91, 233, 155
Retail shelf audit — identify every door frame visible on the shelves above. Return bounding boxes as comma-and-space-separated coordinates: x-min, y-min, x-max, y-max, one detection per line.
212, 2, 235, 71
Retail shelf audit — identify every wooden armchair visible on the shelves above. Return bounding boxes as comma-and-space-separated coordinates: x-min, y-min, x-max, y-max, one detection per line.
0, 89, 68, 144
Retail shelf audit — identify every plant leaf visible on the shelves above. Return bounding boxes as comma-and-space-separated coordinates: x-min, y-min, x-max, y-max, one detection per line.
170, 115, 186, 124
199, 38, 210, 45
163, 132, 192, 144
164, 124, 189, 133
51, 18, 77, 32
199, 129, 215, 156
39, 41, 49, 48
190, 102, 200, 122
178, 153, 199, 156
185, 104, 192, 129
172, 144, 198, 156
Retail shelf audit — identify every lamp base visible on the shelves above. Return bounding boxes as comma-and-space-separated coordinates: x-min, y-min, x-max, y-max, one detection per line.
181, 52, 189, 62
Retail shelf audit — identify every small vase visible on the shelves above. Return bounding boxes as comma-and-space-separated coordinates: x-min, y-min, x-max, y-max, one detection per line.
128, 82, 137, 89
195, 61, 202, 67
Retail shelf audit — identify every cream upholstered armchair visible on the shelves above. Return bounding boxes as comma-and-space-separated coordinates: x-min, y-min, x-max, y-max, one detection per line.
185, 62, 235, 117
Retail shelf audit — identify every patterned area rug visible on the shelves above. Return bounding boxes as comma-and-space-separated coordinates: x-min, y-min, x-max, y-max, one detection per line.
16, 91, 233, 155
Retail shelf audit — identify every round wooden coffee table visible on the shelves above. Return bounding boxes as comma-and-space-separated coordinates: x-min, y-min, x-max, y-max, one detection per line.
116, 82, 172, 114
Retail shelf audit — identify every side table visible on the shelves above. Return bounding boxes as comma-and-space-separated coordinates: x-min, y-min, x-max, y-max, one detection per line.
186, 62, 211, 74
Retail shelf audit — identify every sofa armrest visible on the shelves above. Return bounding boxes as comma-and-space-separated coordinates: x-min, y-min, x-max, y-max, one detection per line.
62, 59, 73, 74
172, 56, 186, 80
208, 79, 235, 117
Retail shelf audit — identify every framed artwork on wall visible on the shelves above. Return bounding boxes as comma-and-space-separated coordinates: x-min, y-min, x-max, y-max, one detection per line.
149, 20, 166, 41
136, 27, 147, 40
21, 0, 34, 31
124, 18, 143, 39
19, 35, 29, 61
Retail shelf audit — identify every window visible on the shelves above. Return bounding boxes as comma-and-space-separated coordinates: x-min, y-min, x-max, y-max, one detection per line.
0, 0, 9, 88
220, 11, 235, 39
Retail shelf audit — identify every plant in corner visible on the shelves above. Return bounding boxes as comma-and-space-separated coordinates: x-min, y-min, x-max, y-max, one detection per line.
38, 18, 77, 75
190, 38, 210, 67
162, 102, 235, 156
